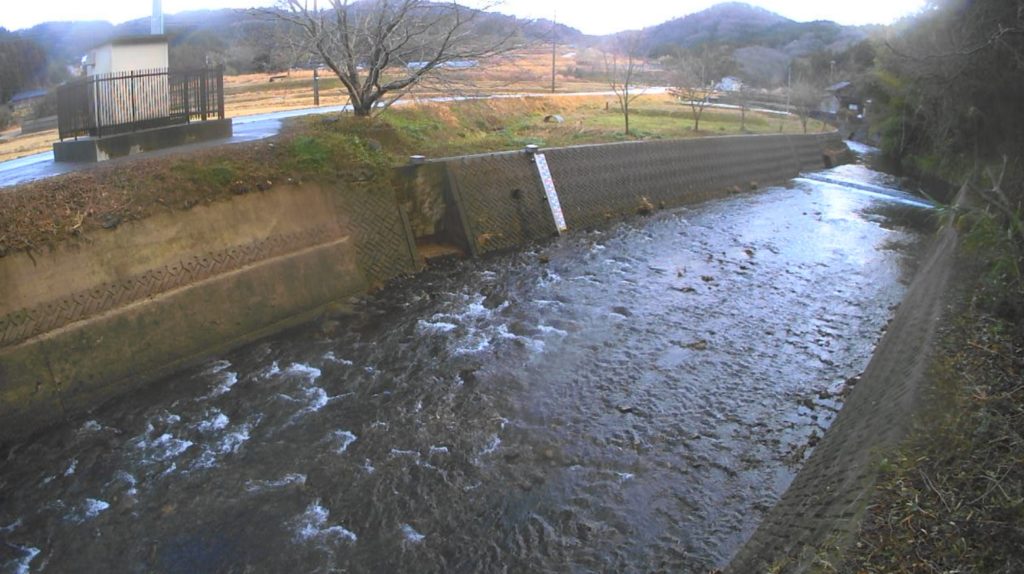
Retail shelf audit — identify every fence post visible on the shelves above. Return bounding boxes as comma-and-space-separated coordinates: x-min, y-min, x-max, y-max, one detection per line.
217, 66, 225, 119
130, 70, 137, 126
200, 69, 208, 121
94, 76, 103, 139
183, 73, 190, 124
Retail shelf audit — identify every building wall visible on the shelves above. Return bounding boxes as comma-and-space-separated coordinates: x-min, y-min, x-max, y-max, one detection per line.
111, 42, 169, 73
89, 41, 169, 76
90, 45, 114, 76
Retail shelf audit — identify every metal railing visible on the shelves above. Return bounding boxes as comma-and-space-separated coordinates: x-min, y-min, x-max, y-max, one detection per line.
57, 67, 225, 141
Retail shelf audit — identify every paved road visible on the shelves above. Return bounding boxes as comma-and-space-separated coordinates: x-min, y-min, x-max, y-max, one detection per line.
0, 105, 348, 189
0, 90, 675, 189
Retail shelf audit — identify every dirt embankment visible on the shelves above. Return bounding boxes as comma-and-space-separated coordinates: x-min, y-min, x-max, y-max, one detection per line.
0, 140, 280, 258
0, 120, 392, 259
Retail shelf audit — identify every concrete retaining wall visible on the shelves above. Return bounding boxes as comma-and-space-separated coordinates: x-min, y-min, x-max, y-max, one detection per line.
53, 119, 234, 162
1, 132, 842, 445
0, 181, 418, 443
444, 133, 841, 254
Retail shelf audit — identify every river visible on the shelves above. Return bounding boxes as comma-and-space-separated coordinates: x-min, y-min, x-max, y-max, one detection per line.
0, 146, 935, 573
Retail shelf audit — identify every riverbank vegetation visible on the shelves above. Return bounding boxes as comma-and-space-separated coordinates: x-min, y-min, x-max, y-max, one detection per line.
869, 0, 1023, 303
0, 94, 807, 257
842, 274, 1024, 573
835, 0, 1024, 570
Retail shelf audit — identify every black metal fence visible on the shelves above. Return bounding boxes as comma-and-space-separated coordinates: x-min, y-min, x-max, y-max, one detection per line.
57, 67, 225, 141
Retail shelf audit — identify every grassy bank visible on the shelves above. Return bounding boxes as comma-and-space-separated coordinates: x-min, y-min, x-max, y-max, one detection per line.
317, 93, 816, 161
0, 94, 816, 257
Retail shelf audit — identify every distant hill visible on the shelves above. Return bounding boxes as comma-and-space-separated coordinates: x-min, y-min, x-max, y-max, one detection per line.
635, 3, 873, 86
11, 2, 869, 87
643, 3, 867, 55
20, 20, 115, 64
644, 2, 791, 51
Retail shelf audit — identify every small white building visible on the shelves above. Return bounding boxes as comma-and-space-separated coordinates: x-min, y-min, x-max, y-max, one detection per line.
715, 76, 743, 93
84, 35, 169, 76
81, 35, 171, 128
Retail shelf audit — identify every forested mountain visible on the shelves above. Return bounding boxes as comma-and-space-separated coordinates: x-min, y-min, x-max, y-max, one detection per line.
634, 3, 874, 86
643, 3, 869, 55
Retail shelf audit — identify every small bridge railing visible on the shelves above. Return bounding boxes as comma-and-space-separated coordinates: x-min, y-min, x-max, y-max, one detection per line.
57, 67, 225, 141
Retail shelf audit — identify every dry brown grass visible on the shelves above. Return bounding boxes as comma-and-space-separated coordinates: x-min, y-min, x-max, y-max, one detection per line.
0, 128, 60, 163
841, 275, 1024, 573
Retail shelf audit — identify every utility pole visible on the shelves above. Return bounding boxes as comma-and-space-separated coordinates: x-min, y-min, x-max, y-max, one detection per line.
786, 65, 792, 109
313, 66, 320, 106
312, 57, 320, 107
550, 11, 557, 93
781, 63, 791, 133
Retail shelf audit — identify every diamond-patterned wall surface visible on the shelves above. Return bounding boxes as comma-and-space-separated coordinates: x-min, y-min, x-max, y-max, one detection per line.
444, 133, 841, 254
338, 183, 419, 286
445, 151, 555, 255
545, 134, 808, 230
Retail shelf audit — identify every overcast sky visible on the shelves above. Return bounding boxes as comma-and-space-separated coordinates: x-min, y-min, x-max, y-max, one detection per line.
2, 0, 928, 35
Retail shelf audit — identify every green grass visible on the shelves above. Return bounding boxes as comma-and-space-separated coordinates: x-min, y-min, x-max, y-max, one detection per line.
171, 160, 239, 189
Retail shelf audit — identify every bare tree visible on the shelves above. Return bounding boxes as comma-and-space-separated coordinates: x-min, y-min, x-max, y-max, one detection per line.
789, 81, 821, 134
669, 46, 734, 131
603, 32, 647, 135
262, 1, 521, 116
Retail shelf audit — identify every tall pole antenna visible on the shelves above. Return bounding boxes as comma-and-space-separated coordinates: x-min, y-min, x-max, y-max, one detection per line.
152, 0, 164, 35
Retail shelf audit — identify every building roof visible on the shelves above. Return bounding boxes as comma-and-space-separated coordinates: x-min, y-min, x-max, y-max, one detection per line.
90, 34, 169, 51
826, 81, 853, 93
9, 89, 48, 103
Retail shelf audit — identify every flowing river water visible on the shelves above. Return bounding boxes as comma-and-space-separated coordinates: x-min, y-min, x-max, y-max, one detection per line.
1, 148, 936, 573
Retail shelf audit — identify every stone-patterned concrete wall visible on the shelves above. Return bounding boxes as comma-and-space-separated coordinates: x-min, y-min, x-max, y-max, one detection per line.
444, 133, 843, 252
0, 181, 418, 444
726, 222, 960, 572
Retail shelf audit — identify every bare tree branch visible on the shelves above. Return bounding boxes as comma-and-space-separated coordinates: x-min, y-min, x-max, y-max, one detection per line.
259, 0, 524, 117
602, 32, 648, 135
